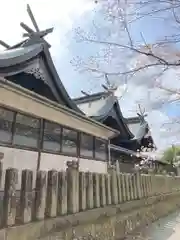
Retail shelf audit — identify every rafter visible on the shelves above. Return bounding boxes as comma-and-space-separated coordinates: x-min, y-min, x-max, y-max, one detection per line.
0, 40, 10, 49
81, 90, 90, 97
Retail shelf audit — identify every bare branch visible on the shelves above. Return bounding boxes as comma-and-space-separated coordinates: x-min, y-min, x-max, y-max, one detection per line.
84, 62, 168, 76
80, 37, 177, 66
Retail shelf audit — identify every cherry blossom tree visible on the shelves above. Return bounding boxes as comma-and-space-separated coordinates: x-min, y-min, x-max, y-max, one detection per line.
72, 0, 180, 103
71, 0, 180, 152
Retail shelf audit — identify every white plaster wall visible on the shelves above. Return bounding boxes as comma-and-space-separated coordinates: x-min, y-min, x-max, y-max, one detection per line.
0, 147, 108, 191
0, 146, 38, 189
40, 153, 77, 171
40, 153, 107, 173
79, 158, 107, 173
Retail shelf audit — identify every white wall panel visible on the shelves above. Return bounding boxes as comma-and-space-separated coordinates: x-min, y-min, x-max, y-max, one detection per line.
0, 146, 38, 189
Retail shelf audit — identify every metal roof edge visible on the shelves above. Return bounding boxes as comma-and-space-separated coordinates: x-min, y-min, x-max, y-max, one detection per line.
124, 116, 140, 124
73, 91, 110, 104
114, 102, 134, 139
110, 144, 138, 156
0, 43, 43, 68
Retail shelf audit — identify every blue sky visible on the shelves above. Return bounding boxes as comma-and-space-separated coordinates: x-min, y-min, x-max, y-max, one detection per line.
0, 0, 180, 152
165, 102, 180, 117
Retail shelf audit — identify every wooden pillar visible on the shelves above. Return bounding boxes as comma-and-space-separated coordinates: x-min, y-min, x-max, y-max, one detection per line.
141, 175, 145, 198
57, 171, 67, 215
3, 168, 18, 226
108, 165, 118, 204
67, 161, 79, 214
121, 173, 127, 202
132, 174, 137, 200
125, 174, 131, 201
105, 174, 112, 205
100, 174, 106, 207
34, 171, 47, 220
86, 172, 94, 209
147, 175, 151, 197
117, 173, 122, 203
19, 169, 33, 223
0, 159, 3, 188
93, 173, 100, 208
79, 172, 86, 211
135, 172, 142, 199
46, 170, 58, 217
149, 174, 153, 196
127, 174, 132, 200
145, 175, 149, 196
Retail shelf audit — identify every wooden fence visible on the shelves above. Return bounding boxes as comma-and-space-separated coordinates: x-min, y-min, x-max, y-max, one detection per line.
0, 160, 180, 229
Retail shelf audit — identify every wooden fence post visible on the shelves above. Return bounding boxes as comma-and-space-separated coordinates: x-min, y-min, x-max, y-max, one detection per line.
108, 165, 118, 204
67, 161, 79, 213
19, 169, 33, 223
79, 172, 86, 211
3, 168, 18, 226
93, 173, 100, 208
34, 171, 47, 220
100, 174, 106, 207
46, 170, 58, 217
86, 172, 94, 209
57, 171, 67, 215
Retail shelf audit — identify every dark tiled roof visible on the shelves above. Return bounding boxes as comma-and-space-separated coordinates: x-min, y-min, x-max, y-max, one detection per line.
74, 92, 134, 139
74, 91, 155, 146
125, 116, 150, 142
74, 91, 110, 104
124, 116, 140, 124
0, 43, 82, 113
75, 94, 117, 118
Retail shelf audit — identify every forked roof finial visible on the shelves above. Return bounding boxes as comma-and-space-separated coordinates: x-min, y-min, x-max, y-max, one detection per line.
20, 4, 53, 48
101, 73, 117, 95
0, 4, 54, 50
137, 104, 147, 123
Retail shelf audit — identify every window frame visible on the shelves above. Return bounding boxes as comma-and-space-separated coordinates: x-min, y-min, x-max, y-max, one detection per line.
79, 132, 94, 159
94, 137, 108, 161
12, 111, 41, 149
42, 119, 62, 154
0, 105, 109, 161
61, 126, 79, 157
0, 106, 16, 145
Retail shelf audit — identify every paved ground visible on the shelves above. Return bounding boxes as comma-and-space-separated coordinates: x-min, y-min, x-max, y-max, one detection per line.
125, 210, 180, 240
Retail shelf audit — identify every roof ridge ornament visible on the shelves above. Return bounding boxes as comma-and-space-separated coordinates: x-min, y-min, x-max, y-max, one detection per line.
137, 104, 148, 123
0, 4, 53, 49
21, 4, 53, 48
101, 73, 117, 96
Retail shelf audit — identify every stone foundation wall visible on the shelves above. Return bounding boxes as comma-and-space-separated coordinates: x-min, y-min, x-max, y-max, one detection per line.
0, 192, 180, 240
